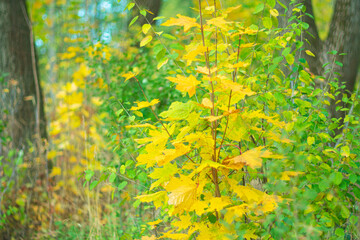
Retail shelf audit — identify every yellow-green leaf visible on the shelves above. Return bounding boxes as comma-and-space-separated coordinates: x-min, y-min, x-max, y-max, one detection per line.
142, 24, 151, 34
307, 136, 315, 145
130, 99, 160, 110
305, 50, 315, 57
140, 35, 153, 47
262, 17, 272, 29
161, 14, 200, 32
121, 72, 137, 82
270, 9, 279, 17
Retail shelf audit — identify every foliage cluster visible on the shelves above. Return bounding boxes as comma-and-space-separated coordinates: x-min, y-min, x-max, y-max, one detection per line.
118, 0, 360, 239
0, 0, 359, 239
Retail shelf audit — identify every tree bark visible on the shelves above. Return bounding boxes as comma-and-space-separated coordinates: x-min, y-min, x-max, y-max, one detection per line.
277, 0, 360, 133
0, 0, 47, 151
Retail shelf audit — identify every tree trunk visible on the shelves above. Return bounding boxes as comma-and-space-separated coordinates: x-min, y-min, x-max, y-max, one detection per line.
277, 0, 360, 134
0, 0, 47, 151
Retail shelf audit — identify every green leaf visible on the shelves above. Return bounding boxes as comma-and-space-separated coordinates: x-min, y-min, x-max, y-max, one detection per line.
254, 3, 264, 14
118, 181, 128, 190
140, 9, 147, 17
126, 2, 135, 11
208, 213, 217, 223
282, 47, 291, 56
333, 172, 343, 185
109, 173, 117, 183
267, 0, 276, 8
340, 146, 350, 157
129, 16, 139, 27
163, 33, 176, 40
89, 180, 99, 190
262, 17, 272, 29
335, 228, 344, 237
349, 174, 357, 183
340, 205, 350, 218
157, 57, 169, 70
85, 170, 94, 182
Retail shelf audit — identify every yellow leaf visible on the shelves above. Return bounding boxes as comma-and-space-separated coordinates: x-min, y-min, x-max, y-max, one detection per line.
149, 163, 178, 190
232, 184, 263, 202
172, 214, 192, 231
156, 143, 190, 167
233, 61, 250, 68
196, 66, 217, 75
141, 236, 156, 240
270, 9, 279, 17
244, 229, 258, 240
206, 17, 233, 30
130, 99, 160, 110
147, 219, 162, 225
307, 136, 315, 145
121, 72, 137, 82
204, 115, 224, 122
208, 196, 231, 212
280, 171, 304, 181
140, 35, 153, 47
220, 79, 255, 97
125, 123, 156, 129
166, 75, 200, 97
142, 24, 151, 34
161, 14, 200, 32
199, 98, 213, 109
183, 45, 207, 64
136, 191, 168, 209
305, 50, 315, 57
50, 166, 61, 177
224, 147, 273, 169
166, 176, 197, 212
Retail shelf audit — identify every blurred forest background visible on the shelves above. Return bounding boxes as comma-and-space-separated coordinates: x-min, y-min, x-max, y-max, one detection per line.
0, 0, 359, 239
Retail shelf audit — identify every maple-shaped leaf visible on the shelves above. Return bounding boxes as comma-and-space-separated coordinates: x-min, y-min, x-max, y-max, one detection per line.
166, 176, 197, 213
167, 75, 200, 97
183, 45, 207, 64
125, 123, 156, 129
171, 214, 192, 231
149, 163, 178, 190
208, 196, 232, 212
280, 171, 304, 181
156, 142, 191, 166
198, 98, 213, 109
224, 204, 248, 224
136, 191, 168, 209
121, 72, 137, 81
244, 229, 258, 240
130, 99, 160, 111
206, 17, 233, 30
196, 66, 217, 75
224, 147, 273, 169
232, 185, 263, 203
147, 219, 163, 226
159, 101, 194, 120
220, 79, 255, 97
161, 14, 200, 32
204, 115, 224, 122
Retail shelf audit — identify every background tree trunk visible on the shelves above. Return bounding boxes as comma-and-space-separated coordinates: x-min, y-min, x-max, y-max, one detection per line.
131, 0, 162, 26
277, 0, 360, 133
0, 0, 47, 152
